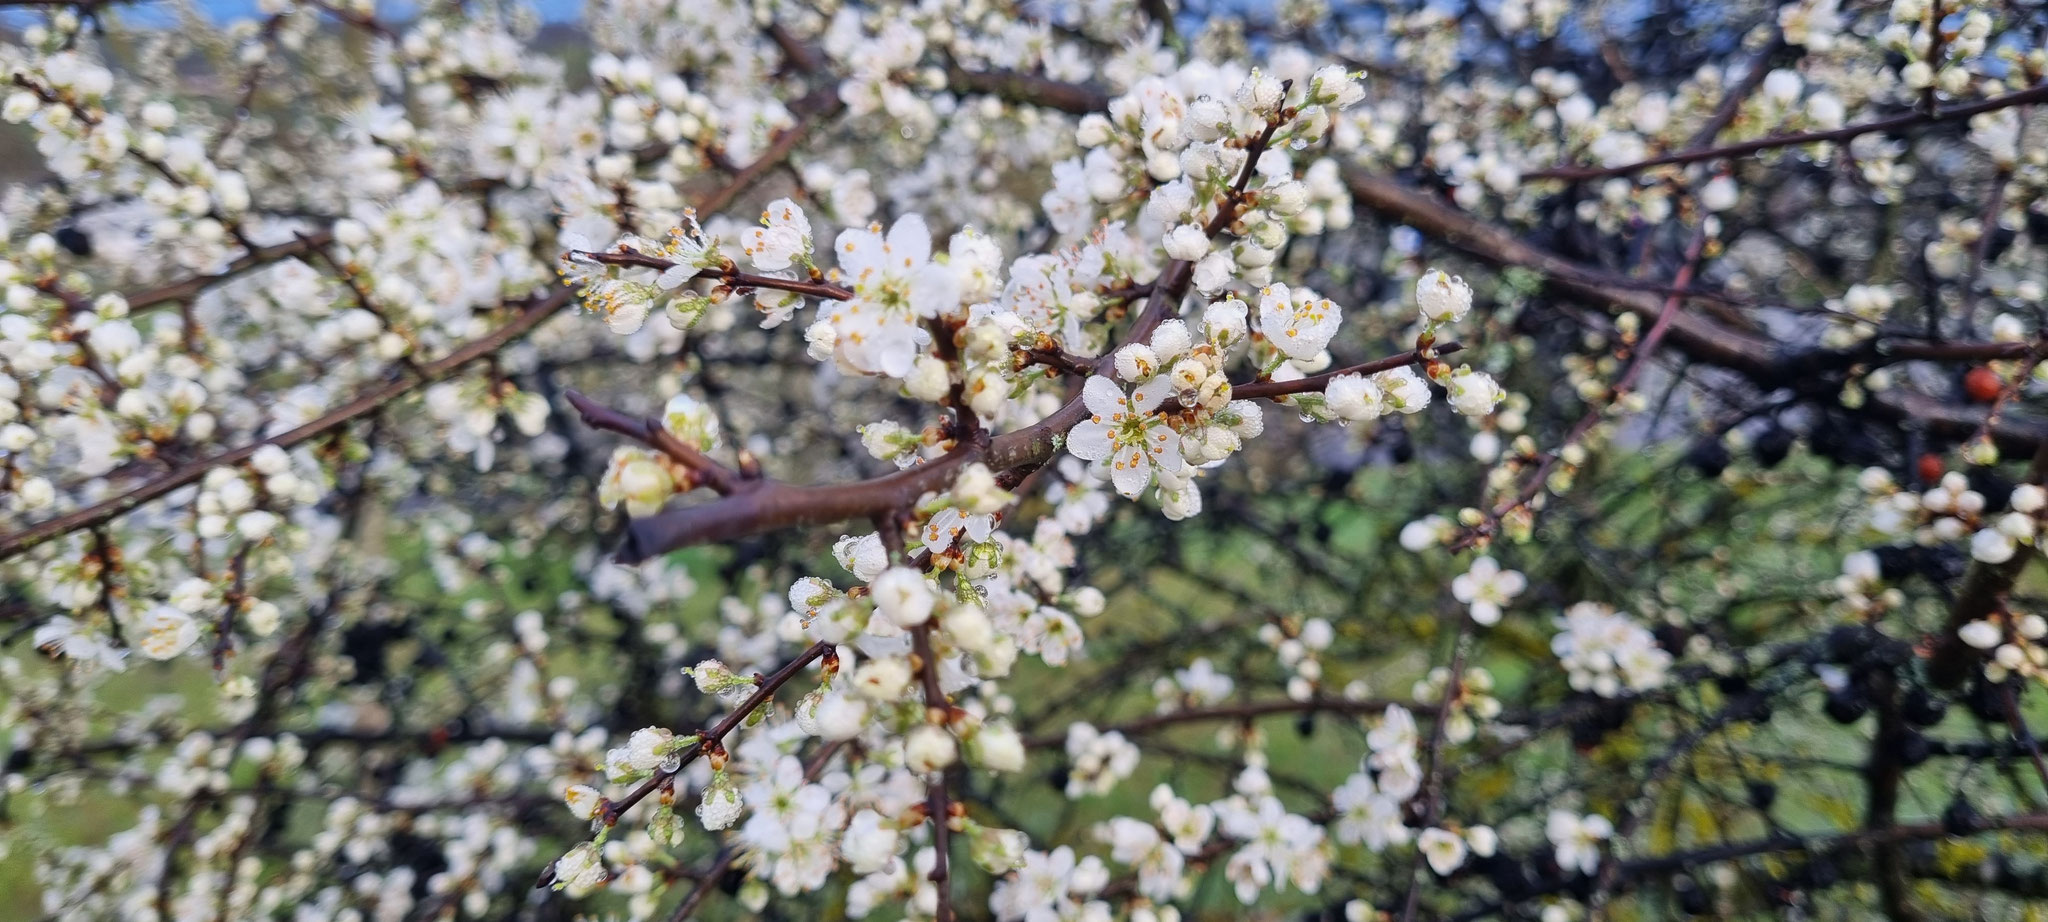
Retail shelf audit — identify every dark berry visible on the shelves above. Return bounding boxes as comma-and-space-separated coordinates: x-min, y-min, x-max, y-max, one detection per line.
1944, 796, 1982, 835
1872, 546, 1915, 581
1824, 689, 1869, 724
1965, 679, 2013, 722
1967, 468, 2015, 511
1677, 879, 1710, 915
1902, 688, 1947, 727
1686, 439, 1731, 477
1825, 625, 1871, 664
1896, 730, 1931, 767
54, 225, 91, 257
1753, 426, 1794, 467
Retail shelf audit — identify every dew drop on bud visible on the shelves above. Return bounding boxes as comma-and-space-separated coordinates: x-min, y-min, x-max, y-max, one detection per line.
1290, 138, 1308, 150
1177, 390, 1198, 408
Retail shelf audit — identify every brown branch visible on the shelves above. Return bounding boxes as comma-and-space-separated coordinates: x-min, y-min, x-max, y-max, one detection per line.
617, 429, 989, 564
300, 234, 423, 376
693, 88, 844, 215
1920, 0, 1947, 117
126, 231, 335, 313
660, 848, 739, 922
207, 13, 284, 159
562, 390, 742, 495
1232, 342, 1463, 401
573, 250, 856, 302
1882, 340, 2039, 363
1397, 626, 1472, 922
1333, 166, 2048, 693
1522, 82, 2048, 182
11, 74, 252, 246
942, 62, 1110, 115
766, 22, 829, 76
1866, 670, 1922, 922
1460, 226, 1706, 548
1955, 156, 2014, 338
911, 621, 954, 922
595, 640, 830, 826
1021, 696, 1430, 749
1339, 170, 2048, 454
1686, 36, 1790, 149
208, 541, 254, 672
1016, 345, 1096, 378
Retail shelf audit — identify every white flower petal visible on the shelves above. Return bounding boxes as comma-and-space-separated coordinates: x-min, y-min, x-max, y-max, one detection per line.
1082, 375, 1125, 418
1110, 445, 1151, 498
1131, 376, 1174, 413
1067, 421, 1113, 461
887, 214, 932, 267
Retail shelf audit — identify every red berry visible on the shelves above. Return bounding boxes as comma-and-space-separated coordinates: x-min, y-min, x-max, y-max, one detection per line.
1918, 453, 1945, 485
1965, 366, 2003, 403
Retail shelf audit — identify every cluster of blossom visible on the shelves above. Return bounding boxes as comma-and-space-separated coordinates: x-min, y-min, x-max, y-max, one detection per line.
1075, 757, 1329, 908
16, 0, 2048, 917
1340, 0, 2048, 315
1858, 468, 2047, 568
1413, 666, 1503, 744
32, 724, 561, 919
1254, 616, 1336, 702
1063, 721, 1144, 799
1549, 602, 1674, 698
1957, 609, 2048, 684
1329, 705, 1425, 853
1832, 548, 1904, 618
561, 67, 1506, 557
544, 432, 1142, 909
1074, 313, 1264, 515
2, 3, 579, 696
1841, 463, 2048, 685
1154, 655, 1234, 709
597, 392, 724, 515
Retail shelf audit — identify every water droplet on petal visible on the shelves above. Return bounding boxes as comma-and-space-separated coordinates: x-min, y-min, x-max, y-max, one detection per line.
1290, 138, 1308, 150
1177, 390, 1198, 408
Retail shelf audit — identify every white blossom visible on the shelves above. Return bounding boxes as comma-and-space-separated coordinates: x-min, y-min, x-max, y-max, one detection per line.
1416, 269, 1473, 324
1417, 827, 1468, 875
1451, 557, 1525, 625
1257, 283, 1342, 361
1546, 810, 1612, 875
1067, 375, 1186, 499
